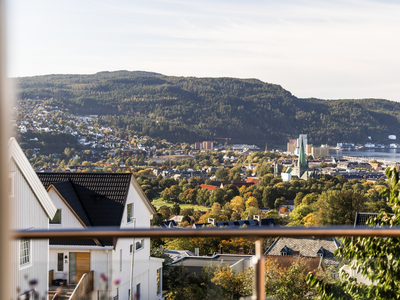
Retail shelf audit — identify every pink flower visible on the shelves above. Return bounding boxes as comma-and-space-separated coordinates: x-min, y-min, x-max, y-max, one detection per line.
114, 278, 121, 285
29, 279, 38, 286
100, 273, 108, 282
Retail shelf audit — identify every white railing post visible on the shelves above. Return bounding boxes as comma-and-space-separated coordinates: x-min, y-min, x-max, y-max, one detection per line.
253, 238, 265, 300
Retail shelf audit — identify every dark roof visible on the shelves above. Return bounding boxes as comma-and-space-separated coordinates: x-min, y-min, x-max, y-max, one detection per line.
216, 219, 257, 227
193, 218, 277, 229
258, 218, 277, 227
50, 238, 99, 246
192, 222, 210, 228
162, 220, 178, 228
354, 212, 379, 227
37, 173, 133, 246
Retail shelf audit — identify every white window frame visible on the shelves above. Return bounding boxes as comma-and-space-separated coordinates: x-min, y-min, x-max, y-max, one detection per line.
135, 239, 144, 252
19, 239, 32, 269
127, 203, 133, 223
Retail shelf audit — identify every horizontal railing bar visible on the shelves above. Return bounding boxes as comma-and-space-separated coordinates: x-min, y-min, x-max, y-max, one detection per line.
12, 226, 400, 240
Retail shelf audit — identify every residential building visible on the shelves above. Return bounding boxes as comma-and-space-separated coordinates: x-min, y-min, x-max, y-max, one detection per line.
311, 146, 330, 158
170, 254, 254, 275
9, 138, 57, 299
37, 172, 163, 300
194, 142, 202, 150
202, 141, 214, 150
193, 215, 277, 229
265, 237, 340, 268
287, 139, 296, 154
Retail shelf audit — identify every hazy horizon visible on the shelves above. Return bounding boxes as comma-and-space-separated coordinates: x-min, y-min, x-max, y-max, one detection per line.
7, 0, 400, 101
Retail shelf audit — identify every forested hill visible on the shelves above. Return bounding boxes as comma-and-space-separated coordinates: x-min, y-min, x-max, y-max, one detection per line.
15, 71, 400, 146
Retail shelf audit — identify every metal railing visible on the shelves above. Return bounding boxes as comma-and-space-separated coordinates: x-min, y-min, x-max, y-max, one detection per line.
13, 226, 400, 300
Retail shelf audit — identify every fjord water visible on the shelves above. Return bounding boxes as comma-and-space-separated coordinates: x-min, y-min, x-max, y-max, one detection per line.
331, 149, 400, 162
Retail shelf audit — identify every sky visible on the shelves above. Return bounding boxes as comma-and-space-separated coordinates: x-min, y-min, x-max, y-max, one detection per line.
6, 0, 400, 101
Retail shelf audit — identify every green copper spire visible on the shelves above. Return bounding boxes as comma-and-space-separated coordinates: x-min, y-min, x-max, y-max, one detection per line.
298, 138, 307, 167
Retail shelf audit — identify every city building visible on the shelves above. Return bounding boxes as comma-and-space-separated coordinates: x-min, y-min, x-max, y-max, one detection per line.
287, 139, 296, 154
311, 146, 330, 158
202, 141, 214, 150
194, 142, 202, 150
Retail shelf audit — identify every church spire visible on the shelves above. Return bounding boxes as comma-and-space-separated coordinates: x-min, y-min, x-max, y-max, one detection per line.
298, 137, 307, 167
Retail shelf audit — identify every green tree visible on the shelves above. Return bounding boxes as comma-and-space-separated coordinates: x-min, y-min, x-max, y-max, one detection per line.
308, 167, 400, 299
315, 190, 366, 225
215, 168, 229, 181
211, 266, 253, 299
171, 202, 181, 215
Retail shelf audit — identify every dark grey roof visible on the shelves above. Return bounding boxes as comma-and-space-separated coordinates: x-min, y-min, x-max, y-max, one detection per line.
258, 218, 277, 227
38, 172, 131, 227
193, 222, 211, 228
354, 212, 379, 227
163, 220, 177, 228
52, 181, 92, 226
193, 218, 277, 229
37, 173, 133, 246
216, 219, 257, 227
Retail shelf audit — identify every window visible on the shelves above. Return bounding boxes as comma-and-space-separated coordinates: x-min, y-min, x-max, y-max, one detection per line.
127, 203, 133, 223
50, 209, 61, 224
157, 268, 162, 296
136, 239, 144, 251
20, 239, 30, 266
136, 283, 141, 298
57, 253, 64, 271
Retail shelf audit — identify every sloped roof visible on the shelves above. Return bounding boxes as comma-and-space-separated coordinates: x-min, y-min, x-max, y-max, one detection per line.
246, 178, 259, 184
51, 181, 92, 226
37, 172, 132, 227
265, 237, 339, 267
353, 212, 391, 227
9, 138, 57, 219
200, 184, 217, 191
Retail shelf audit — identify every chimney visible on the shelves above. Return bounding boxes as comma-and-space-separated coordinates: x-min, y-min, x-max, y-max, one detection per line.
195, 248, 199, 256
239, 248, 244, 255
208, 218, 216, 226
254, 215, 262, 226
220, 246, 223, 254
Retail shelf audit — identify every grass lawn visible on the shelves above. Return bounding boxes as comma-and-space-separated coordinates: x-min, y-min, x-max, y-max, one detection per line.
152, 199, 209, 211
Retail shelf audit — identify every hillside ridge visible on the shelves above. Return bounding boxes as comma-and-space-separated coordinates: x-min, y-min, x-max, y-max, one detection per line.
15, 71, 400, 146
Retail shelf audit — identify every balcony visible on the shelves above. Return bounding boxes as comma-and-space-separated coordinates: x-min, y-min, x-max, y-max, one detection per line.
10, 226, 400, 300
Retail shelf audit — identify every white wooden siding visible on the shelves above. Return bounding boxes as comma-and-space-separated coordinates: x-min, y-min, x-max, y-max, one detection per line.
48, 188, 85, 229
10, 159, 50, 299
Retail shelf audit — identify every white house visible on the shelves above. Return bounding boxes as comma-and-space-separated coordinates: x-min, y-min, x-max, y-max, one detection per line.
8, 137, 57, 299
37, 172, 163, 300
